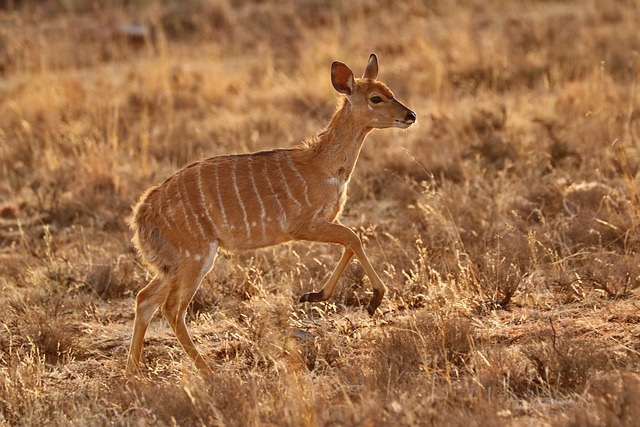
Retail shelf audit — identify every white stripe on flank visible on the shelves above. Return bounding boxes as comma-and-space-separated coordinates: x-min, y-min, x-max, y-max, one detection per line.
179, 175, 207, 240
196, 163, 219, 236
156, 186, 176, 231
213, 161, 230, 230
276, 154, 302, 210
231, 157, 251, 239
247, 157, 267, 239
175, 176, 199, 240
263, 155, 287, 229
286, 156, 311, 206
162, 184, 181, 232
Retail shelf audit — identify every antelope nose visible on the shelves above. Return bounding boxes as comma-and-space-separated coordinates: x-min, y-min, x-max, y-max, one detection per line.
406, 110, 417, 124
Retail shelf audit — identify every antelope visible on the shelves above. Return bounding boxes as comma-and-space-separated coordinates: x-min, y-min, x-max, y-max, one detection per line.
126, 53, 416, 376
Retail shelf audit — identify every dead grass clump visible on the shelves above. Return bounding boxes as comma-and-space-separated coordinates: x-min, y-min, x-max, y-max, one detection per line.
458, 102, 519, 171
465, 103, 507, 138
476, 347, 538, 400
562, 181, 633, 249
87, 255, 136, 300
392, 236, 450, 311
470, 248, 524, 311
297, 328, 346, 373
334, 262, 371, 311
429, 315, 474, 371
240, 3, 304, 65
204, 295, 300, 370
567, 371, 640, 427
523, 328, 609, 395
117, 366, 319, 426
555, 253, 640, 300
2, 304, 79, 365
372, 326, 423, 392
513, 175, 567, 224
535, 120, 583, 171
26, 314, 78, 365
118, 376, 236, 426
372, 313, 474, 394
0, 348, 49, 425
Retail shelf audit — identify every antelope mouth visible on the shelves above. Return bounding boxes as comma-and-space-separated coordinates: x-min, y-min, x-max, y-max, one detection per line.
395, 119, 415, 129
395, 109, 417, 128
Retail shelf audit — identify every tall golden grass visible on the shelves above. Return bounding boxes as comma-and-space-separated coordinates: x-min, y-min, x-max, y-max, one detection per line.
1, 0, 639, 425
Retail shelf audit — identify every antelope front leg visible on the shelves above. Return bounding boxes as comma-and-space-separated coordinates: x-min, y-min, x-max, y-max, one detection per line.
300, 247, 354, 303
296, 220, 386, 315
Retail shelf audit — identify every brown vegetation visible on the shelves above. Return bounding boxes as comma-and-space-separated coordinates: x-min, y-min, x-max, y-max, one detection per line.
1, 0, 639, 425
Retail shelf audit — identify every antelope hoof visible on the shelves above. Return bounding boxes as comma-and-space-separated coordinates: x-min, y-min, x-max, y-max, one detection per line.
299, 291, 325, 303
366, 289, 384, 316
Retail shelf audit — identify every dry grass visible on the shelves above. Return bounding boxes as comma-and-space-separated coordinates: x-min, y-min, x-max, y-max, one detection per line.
1, 0, 640, 425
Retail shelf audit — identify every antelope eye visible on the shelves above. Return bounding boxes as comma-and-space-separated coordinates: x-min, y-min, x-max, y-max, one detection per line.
370, 96, 383, 104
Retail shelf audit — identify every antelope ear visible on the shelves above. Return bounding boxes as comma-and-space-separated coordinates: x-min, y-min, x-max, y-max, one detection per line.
362, 53, 378, 79
331, 61, 355, 96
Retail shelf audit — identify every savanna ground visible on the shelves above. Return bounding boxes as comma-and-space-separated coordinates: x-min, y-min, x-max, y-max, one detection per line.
1, 0, 640, 425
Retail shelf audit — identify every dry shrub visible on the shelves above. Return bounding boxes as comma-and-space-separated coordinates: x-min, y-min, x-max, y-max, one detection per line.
372, 313, 474, 394
296, 328, 344, 373
463, 103, 517, 171
0, 203, 19, 219
394, 226, 526, 315
465, 235, 528, 311
1, 300, 78, 365
87, 255, 136, 300
562, 181, 633, 250
372, 326, 423, 392
117, 366, 319, 426
27, 322, 76, 365
542, 251, 640, 304
0, 348, 50, 425
479, 330, 613, 401
204, 295, 300, 371
22, 309, 79, 364
429, 316, 475, 371
523, 328, 609, 395
567, 371, 640, 427
118, 376, 237, 426
476, 347, 538, 400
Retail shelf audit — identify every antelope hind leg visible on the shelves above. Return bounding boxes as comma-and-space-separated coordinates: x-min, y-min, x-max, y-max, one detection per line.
126, 275, 171, 377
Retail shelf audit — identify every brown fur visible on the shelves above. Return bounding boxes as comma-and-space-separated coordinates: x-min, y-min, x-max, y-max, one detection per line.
126, 54, 416, 376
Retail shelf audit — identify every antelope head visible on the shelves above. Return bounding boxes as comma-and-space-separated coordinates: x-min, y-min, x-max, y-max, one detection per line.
331, 53, 417, 130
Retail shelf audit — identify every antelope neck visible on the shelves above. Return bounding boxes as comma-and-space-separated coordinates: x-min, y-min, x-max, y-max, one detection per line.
309, 100, 372, 183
